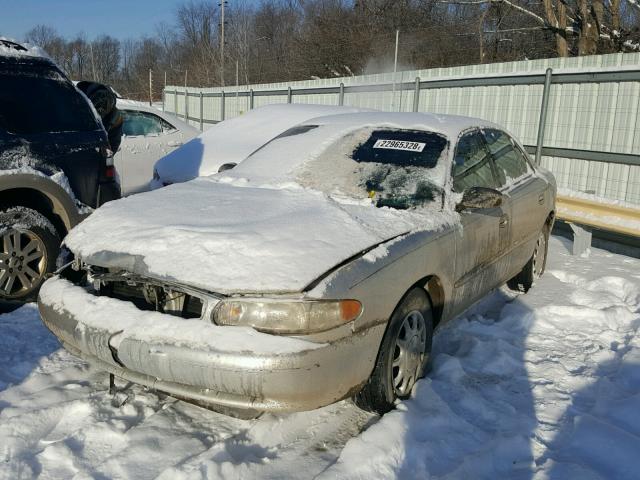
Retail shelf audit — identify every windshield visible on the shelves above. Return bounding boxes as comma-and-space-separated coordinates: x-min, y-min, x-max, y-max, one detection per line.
297, 128, 449, 210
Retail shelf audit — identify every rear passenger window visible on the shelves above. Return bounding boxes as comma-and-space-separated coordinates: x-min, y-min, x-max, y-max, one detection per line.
453, 131, 497, 192
0, 65, 98, 134
483, 129, 532, 187
122, 111, 174, 136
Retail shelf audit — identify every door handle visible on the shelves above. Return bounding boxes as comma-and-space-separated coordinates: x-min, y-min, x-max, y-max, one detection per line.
499, 215, 509, 228
538, 193, 545, 204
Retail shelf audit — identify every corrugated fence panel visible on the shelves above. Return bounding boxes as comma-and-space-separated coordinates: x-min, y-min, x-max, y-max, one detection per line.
162, 52, 640, 204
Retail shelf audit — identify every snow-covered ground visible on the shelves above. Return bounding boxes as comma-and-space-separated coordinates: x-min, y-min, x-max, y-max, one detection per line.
1, 235, 638, 479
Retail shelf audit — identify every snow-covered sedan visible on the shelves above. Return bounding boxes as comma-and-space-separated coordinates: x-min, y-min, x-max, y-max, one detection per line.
115, 100, 198, 195
38, 112, 556, 416
150, 103, 372, 188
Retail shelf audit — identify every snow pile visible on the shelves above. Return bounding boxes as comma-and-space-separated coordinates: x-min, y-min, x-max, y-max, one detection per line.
323, 238, 640, 479
0, 37, 49, 59
1, 237, 639, 479
153, 104, 373, 185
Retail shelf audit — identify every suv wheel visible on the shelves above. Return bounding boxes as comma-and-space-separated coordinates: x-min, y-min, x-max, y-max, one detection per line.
355, 288, 434, 414
0, 207, 60, 302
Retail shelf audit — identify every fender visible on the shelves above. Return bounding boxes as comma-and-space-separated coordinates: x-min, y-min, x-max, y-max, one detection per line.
0, 173, 85, 232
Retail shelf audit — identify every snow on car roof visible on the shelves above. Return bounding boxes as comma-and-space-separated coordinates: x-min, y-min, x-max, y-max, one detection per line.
0, 38, 50, 59
226, 111, 497, 185
153, 103, 374, 184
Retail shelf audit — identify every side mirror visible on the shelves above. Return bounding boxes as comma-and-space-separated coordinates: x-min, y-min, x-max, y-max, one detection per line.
218, 162, 237, 173
456, 186, 503, 212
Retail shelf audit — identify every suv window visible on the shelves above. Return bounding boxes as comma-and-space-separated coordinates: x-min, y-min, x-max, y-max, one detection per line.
453, 130, 497, 192
0, 65, 98, 134
483, 129, 532, 187
122, 110, 174, 136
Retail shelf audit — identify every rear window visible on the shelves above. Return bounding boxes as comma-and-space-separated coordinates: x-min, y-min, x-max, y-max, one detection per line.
298, 128, 449, 210
0, 65, 98, 134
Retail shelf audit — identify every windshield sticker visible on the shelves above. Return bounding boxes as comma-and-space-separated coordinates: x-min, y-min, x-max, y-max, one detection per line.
373, 139, 426, 152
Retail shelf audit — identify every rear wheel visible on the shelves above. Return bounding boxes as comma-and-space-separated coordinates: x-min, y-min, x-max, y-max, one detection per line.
0, 207, 60, 302
507, 226, 549, 293
355, 288, 434, 414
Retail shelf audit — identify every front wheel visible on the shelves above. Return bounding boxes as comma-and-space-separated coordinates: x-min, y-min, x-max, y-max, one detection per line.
355, 288, 434, 414
0, 207, 60, 302
507, 226, 549, 293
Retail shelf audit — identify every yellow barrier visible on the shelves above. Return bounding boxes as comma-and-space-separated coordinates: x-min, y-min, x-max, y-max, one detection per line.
556, 195, 640, 237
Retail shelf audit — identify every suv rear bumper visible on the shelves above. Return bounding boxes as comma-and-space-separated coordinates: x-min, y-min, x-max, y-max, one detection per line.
97, 181, 121, 206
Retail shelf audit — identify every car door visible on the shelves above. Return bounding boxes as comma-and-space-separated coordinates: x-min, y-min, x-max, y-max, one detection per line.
451, 129, 511, 315
482, 128, 548, 275
115, 110, 183, 195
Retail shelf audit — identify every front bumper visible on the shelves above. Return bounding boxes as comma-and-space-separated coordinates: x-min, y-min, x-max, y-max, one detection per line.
38, 277, 383, 413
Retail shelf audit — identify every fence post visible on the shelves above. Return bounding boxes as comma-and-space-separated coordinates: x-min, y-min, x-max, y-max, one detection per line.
413, 77, 420, 113
184, 89, 188, 122
535, 68, 553, 165
287, 86, 292, 104
339, 83, 344, 106
199, 91, 204, 131
162, 88, 165, 112
220, 91, 225, 121
173, 90, 177, 116
249, 89, 254, 110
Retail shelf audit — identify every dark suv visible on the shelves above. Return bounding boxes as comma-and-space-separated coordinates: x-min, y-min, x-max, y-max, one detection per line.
0, 40, 120, 302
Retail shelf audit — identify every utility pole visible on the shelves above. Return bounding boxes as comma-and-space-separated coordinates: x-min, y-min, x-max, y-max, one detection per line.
220, 0, 226, 87
89, 41, 97, 81
391, 29, 399, 111
148, 69, 153, 106
235, 59, 239, 102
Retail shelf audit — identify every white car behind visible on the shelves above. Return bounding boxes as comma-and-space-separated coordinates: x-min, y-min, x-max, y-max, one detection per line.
151, 103, 374, 188
114, 100, 198, 195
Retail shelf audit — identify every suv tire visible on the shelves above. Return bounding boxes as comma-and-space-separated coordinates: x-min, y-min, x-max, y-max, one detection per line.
0, 207, 60, 302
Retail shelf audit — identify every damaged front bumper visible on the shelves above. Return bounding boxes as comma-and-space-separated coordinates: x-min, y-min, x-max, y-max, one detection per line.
38, 276, 383, 414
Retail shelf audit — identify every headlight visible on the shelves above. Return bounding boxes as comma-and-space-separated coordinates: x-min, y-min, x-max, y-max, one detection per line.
212, 299, 362, 334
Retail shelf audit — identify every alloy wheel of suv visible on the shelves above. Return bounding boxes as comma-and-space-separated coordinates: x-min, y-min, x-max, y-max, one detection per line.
1, 229, 47, 297
0, 207, 60, 301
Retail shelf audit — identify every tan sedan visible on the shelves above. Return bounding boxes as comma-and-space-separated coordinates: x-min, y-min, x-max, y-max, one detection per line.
38, 112, 556, 416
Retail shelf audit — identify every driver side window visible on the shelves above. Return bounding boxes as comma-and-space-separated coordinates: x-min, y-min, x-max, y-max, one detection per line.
453, 130, 497, 192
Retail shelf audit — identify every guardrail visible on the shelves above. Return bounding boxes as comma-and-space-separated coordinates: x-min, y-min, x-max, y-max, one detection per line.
556, 196, 640, 237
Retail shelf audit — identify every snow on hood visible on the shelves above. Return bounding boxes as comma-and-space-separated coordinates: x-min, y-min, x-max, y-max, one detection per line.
153, 104, 372, 185
64, 178, 420, 294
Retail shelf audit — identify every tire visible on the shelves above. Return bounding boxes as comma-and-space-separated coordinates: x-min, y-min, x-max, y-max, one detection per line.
355, 288, 434, 414
507, 225, 549, 294
0, 207, 60, 302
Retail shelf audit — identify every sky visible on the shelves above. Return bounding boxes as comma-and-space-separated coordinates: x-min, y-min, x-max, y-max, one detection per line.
0, 0, 192, 42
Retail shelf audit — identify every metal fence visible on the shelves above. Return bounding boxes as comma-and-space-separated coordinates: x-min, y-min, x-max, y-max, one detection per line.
164, 53, 640, 205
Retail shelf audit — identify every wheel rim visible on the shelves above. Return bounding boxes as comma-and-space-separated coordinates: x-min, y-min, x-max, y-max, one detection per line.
0, 228, 47, 298
532, 231, 547, 278
391, 310, 427, 396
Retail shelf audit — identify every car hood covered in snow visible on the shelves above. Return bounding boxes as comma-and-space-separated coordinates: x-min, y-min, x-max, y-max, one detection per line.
64, 178, 423, 294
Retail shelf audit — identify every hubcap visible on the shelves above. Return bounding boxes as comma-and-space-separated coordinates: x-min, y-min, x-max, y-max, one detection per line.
0, 229, 46, 298
391, 310, 427, 396
532, 231, 547, 277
